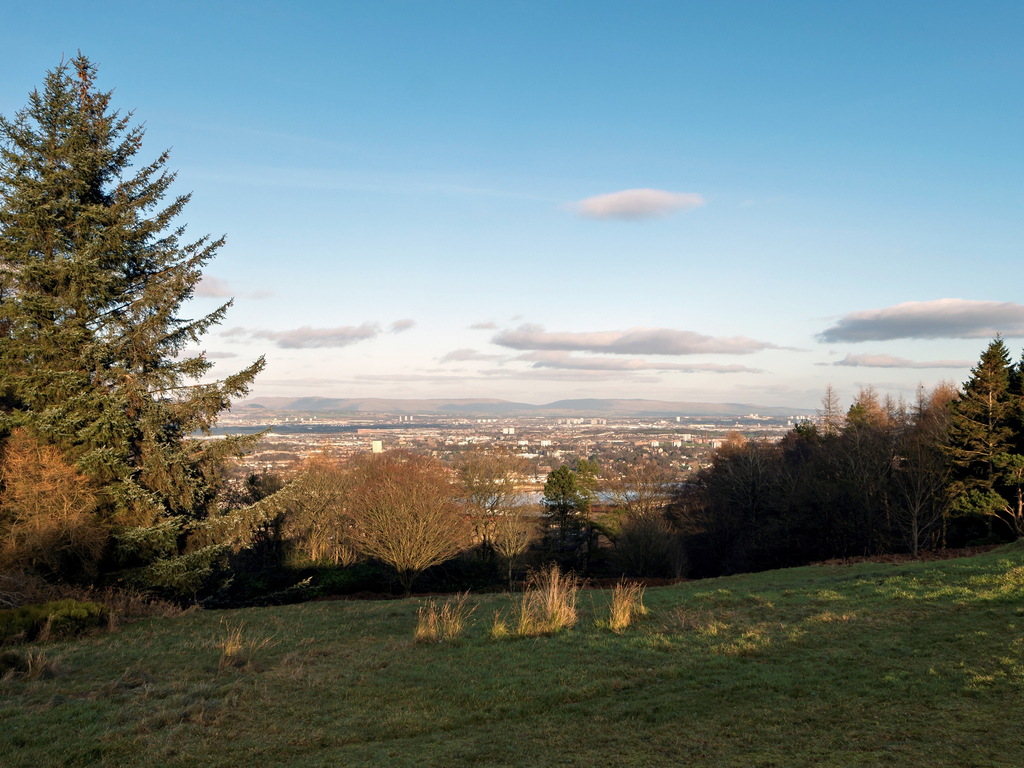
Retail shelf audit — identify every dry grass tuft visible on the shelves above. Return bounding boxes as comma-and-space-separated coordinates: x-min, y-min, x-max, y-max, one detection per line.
415, 592, 475, 643
496, 564, 579, 639
607, 580, 646, 633
215, 620, 272, 671
489, 610, 510, 640
1, 649, 58, 681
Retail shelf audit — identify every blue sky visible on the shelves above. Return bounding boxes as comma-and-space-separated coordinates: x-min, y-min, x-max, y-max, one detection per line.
3, 2, 1022, 408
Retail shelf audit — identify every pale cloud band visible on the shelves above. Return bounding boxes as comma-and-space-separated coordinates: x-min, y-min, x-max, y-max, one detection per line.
194, 276, 232, 298
389, 319, 416, 334
818, 299, 1024, 343
833, 353, 973, 369
194, 275, 273, 300
440, 348, 505, 363
573, 188, 706, 220
493, 324, 776, 356
518, 351, 761, 373
222, 322, 380, 349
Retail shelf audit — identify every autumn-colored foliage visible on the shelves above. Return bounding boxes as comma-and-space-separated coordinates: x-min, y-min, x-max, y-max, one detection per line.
0, 430, 107, 577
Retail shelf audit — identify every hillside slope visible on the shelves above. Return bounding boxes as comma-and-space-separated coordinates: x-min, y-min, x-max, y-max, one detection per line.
2, 545, 1023, 766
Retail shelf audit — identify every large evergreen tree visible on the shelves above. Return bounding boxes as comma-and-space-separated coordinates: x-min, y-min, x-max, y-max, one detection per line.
946, 337, 1022, 538
0, 56, 264, 590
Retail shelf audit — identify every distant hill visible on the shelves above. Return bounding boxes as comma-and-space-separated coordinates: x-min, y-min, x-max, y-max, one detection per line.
239, 396, 812, 418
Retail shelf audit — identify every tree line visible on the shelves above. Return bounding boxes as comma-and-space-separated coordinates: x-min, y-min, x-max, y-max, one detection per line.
672, 339, 1024, 578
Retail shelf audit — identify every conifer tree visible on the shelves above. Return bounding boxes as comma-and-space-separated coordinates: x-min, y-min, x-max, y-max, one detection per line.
946, 338, 1020, 537
0, 55, 264, 590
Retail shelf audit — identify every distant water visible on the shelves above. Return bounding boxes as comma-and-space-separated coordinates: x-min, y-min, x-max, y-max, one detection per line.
202, 422, 470, 436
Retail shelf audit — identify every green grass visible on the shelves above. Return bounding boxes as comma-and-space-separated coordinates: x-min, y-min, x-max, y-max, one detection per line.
2, 544, 1024, 766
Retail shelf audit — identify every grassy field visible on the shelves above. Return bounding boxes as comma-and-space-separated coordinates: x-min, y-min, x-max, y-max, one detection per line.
2, 544, 1023, 767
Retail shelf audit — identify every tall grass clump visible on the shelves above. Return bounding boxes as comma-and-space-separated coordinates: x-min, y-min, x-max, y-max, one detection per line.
607, 580, 646, 632
0, 649, 58, 681
215, 620, 273, 670
415, 592, 475, 643
496, 564, 578, 639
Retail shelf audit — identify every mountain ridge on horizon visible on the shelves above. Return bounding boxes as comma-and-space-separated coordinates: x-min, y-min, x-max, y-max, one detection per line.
239, 396, 813, 418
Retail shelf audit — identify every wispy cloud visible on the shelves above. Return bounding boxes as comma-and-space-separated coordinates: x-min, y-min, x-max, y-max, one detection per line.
493, 324, 776, 356
222, 323, 380, 349
194, 275, 273, 300
517, 351, 761, 373
470, 321, 498, 330
175, 348, 239, 360
440, 348, 505, 363
833, 353, 972, 369
480, 367, 662, 382
389, 319, 415, 334
818, 299, 1024, 343
572, 188, 705, 220
194, 276, 232, 298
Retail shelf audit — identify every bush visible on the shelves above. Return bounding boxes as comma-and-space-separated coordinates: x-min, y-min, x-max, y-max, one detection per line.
0, 599, 109, 644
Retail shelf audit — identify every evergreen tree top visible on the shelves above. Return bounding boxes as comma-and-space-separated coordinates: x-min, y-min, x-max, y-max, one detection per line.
1, 54, 264, 525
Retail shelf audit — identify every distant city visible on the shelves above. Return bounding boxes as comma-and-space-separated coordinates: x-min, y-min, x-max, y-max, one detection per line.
208, 396, 815, 485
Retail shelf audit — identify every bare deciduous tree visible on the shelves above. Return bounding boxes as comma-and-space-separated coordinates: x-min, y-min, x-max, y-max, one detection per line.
891, 384, 956, 554
455, 449, 527, 554
819, 384, 843, 437
607, 459, 675, 518
348, 451, 469, 595
490, 497, 538, 587
607, 459, 680, 577
284, 453, 358, 566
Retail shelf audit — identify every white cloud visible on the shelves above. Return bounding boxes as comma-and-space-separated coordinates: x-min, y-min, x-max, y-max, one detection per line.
818, 299, 1024, 342
469, 321, 498, 330
517, 351, 761, 373
174, 348, 239, 360
389, 319, 416, 334
573, 188, 705, 220
492, 324, 776, 356
194, 276, 233, 298
833, 353, 972, 369
440, 348, 504, 363
194, 276, 272, 300
221, 323, 380, 349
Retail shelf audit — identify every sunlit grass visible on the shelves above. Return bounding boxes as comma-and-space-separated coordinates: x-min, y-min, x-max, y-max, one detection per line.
1, 542, 1022, 766
605, 580, 646, 633
414, 592, 474, 643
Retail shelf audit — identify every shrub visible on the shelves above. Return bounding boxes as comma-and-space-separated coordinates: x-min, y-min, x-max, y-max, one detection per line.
0, 599, 108, 644
415, 592, 475, 643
